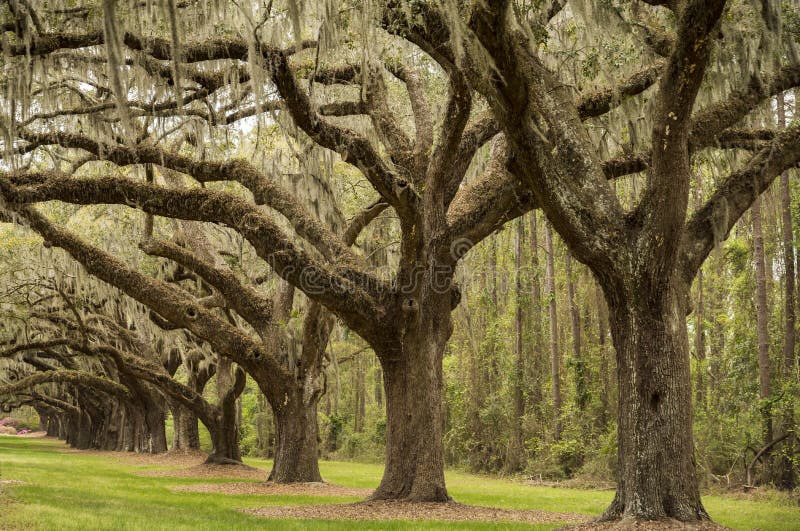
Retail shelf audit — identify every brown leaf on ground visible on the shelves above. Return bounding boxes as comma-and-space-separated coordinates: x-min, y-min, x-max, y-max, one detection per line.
58, 447, 209, 467
136, 463, 266, 480
172, 481, 372, 497
559, 518, 732, 530
243, 500, 590, 525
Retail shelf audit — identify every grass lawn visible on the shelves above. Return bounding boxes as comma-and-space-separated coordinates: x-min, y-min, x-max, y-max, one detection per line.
0, 436, 798, 530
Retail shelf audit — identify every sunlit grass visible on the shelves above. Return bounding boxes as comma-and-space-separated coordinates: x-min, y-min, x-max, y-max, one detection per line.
0, 436, 797, 530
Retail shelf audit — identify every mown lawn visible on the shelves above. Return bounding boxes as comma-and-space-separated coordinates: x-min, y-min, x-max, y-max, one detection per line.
0, 436, 797, 530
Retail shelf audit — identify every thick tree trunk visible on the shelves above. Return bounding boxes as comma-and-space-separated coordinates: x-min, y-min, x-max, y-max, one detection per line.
171, 403, 200, 450
372, 291, 451, 502
206, 420, 242, 465
144, 400, 168, 454
603, 281, 708, 521
75, 409, 93, 450
268, 389, 322, 482
205, 364, 244, 464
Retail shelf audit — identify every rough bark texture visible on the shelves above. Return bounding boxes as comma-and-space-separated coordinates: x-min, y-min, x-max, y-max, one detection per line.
372, 289, 452, 502
602, 276, 707, 521
268, 388, 322, 482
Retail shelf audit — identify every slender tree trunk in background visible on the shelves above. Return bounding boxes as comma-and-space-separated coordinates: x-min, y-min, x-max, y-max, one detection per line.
529, 212, 544, 408
256, 392, 271, 457
487, 235, 500, 388
331, 342, 340, 417
710, 254, 726, 411
565, 251, 586, 411
777, 90, 798, 489
374, 364, 383, 408
507, 218, 526, 473
695, 268, 706, 410
544, 220, 561, 442
596, 286, 610, 429
603, 279, 707, 521
489, 236, 498, 309
779, 91, 797, 376
354, 353, 365, 433
753, 196, 774, 446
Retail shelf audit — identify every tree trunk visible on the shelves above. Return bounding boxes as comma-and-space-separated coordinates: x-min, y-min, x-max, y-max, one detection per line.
779, 90, 796, 375
205, 366, 244, 465
354, 353, 365, 433
75, 409, 93, 450
372, 290, 451, 502
268, 387, 323, 482
507, 217, 526, 472
544, 220, 561, 441
603, 280, 708, 521
529, 211, 544, 408
596, 285, 611, 429
206, 419, 242, 464
144, 399, 168, 454
694, 267, 706, 409
753, 196, 773, 445
565, 250, 586, 411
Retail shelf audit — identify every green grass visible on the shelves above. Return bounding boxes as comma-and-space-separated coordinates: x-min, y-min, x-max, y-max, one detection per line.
0, 436, 797, 530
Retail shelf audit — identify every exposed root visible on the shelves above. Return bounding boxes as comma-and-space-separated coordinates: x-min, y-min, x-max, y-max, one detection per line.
559, 517, 731, 530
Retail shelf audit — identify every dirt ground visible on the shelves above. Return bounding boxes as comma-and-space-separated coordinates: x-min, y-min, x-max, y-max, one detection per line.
243, 499, 590, 525
173, 481, 372, 497
136, 463, 267, 480
60, 447, 209, 468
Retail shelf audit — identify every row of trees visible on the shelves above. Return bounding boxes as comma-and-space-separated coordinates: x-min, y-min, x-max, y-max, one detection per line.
1, 0, 799, 523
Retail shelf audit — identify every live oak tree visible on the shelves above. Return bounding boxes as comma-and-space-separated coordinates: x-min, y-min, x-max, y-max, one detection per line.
0, 267, 248, 461
380, 0, 800, 521
1, 0, 527, 500
3, 0, 800, 518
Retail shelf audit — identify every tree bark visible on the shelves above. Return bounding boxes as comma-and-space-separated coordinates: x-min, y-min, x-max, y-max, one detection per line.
778, 91, 797, 375
529, 212, 544, 408
507, 217, 526, 472
602, 279, 708, 521
565, 250, 586, 411
268, 387, 323, 482
694, 267, 706, 409
753, 195, 774, 445
372, 290, 451, 502
205, 366, 245, 465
